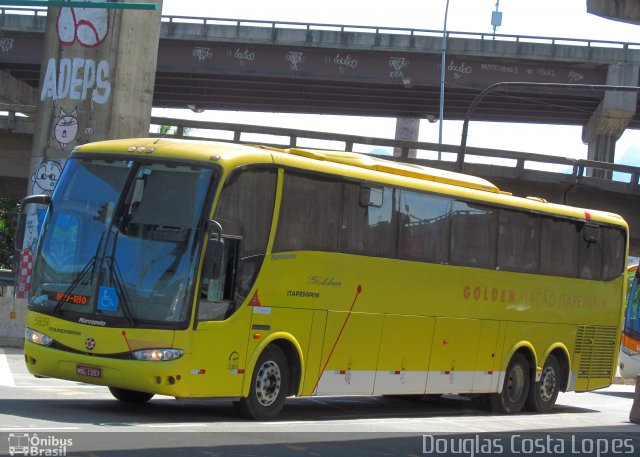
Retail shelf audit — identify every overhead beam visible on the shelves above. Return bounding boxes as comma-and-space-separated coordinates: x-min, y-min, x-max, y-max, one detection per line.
0, 1, 157, 10
587, 0, 640, 25
0, 71, 37, 112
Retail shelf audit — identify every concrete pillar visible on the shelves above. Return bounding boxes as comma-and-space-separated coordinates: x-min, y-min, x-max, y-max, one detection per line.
393, 117, 420, 159
587, 0, 640, 25
16, 0, 163, 299
582, 62, 639, 178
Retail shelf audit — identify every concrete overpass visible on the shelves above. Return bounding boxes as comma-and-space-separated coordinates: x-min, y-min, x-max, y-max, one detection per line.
2, 8, 640, 124
2, 8, 640, 185
2, 8, 640, 252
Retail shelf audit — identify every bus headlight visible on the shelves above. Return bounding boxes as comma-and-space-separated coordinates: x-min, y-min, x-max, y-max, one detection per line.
621, 345, 638, 356
25, 328, 53, 347
133, 349, 184, 361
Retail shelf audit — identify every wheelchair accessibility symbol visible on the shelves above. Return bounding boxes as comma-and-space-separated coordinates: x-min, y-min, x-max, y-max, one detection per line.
97, 286, 118, 312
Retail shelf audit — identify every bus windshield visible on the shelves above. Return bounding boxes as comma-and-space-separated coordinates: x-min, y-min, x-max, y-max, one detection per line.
29, 157, 214, 327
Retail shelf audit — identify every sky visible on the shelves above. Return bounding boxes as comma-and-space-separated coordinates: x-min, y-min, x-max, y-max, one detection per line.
158, 0, 640, 166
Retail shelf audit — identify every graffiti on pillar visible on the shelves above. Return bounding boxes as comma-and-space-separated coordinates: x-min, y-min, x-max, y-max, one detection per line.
228, 48, 256, 66
54, 107, 79, 149
388, 57, 409, 79
483, 63, 518, 75
193, 47, 213, 62
57, 0, 111, 48
31, 160, 62, 195
448, 60, 473, 79
0, 37, 14, 55
40, 57, 111, 104
326, 53, 358, 74
568, 71, 584, 83
286, 51, 305, 71
39, 0, 113, 105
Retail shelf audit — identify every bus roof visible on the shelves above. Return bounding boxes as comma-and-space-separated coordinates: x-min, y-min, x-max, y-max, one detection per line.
72, 138, 627, 229
280, 148, 499, 193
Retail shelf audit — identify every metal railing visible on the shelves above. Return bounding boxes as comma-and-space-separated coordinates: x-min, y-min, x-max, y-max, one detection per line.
2, 111, 639, 190
149, 116, 640, 193
160, 15, 640, 50
2, 6, 640, 50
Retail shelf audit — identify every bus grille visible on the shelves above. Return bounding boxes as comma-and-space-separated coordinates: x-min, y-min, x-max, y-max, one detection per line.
574, 325, 618, 379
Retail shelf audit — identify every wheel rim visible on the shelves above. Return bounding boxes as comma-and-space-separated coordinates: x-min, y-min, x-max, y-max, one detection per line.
255, 360, 282, 407
507, 364, 526, 403
539, 366, 557, 402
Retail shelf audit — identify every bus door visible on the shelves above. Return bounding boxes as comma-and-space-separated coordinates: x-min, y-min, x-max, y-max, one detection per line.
189, 168, 277, 397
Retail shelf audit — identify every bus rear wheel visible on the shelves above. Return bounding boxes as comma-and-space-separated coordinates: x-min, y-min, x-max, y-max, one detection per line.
525, 354, 561, 413
490, 352, 530, 414
108, 387, 154, 404
235, 345, 289, 420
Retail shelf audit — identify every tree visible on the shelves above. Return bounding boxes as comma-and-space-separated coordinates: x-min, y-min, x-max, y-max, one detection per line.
156, 125, 192, 137
0, 196, 19, 270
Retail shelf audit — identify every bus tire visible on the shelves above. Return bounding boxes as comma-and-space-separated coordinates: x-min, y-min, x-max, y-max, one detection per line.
235, 345, 289, 420
525, 354, 561, 413
108, 386, 154, 404
489, 352, 530, 414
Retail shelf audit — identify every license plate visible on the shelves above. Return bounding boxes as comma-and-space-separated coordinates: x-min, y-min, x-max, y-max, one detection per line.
76, 364, 102, 378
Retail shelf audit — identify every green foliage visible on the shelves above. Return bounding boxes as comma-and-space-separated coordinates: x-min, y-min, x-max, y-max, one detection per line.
156, 125, 192, 136
0, 196, 19, 270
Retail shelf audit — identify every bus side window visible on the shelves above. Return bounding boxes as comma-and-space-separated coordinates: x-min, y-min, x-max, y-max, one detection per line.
602, 227, 626, 281
450, 201, 497, 268
273, 172, 342, 253
198, 168, 276, 321
497, 209, 539, 274
578, 224, 602, 280
540, 218, 578, 278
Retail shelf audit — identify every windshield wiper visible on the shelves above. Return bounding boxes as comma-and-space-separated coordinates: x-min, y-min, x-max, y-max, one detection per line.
51, 255, 97, 315
104, 255, 137, 326
51, 228, 107, 315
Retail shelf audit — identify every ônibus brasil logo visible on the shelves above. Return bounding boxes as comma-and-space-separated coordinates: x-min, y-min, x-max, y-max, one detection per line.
8, 433, 72, 456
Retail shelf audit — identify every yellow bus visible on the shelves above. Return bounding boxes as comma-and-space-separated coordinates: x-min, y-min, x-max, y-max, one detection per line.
20, 138, 628, 419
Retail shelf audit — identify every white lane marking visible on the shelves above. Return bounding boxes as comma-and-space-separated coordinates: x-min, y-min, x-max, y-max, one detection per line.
141, 423, 210, 428
0, 353, 16, 387
0, 427, 81, 431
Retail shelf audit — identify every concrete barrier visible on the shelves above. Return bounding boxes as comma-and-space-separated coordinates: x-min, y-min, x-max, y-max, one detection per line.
631, 375, 640, 424
0, 297, 27, 348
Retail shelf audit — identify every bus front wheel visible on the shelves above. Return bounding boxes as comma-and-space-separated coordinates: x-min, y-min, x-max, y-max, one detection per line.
108, 386, 154, 404
235, 345, 290, 420
525, 354, 561, 413
490, 352, 530, 414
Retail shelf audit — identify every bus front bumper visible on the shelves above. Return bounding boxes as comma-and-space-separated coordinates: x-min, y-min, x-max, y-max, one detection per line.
24, 341, 191, 397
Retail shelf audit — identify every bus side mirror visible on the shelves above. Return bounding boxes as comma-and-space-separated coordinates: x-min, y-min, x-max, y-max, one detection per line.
203, 220, 224, 279
14, 194, 51, 251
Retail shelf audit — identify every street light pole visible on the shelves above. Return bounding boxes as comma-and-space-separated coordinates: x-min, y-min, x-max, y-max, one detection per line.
438, 0, 450, 159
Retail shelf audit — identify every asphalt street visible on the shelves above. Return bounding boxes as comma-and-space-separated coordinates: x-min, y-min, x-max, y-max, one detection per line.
1, 347, 639, 456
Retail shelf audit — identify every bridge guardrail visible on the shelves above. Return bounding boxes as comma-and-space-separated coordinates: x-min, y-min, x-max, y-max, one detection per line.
2, 111, 638, 189
149, 115, 640, 193
2, 6, 640, 50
